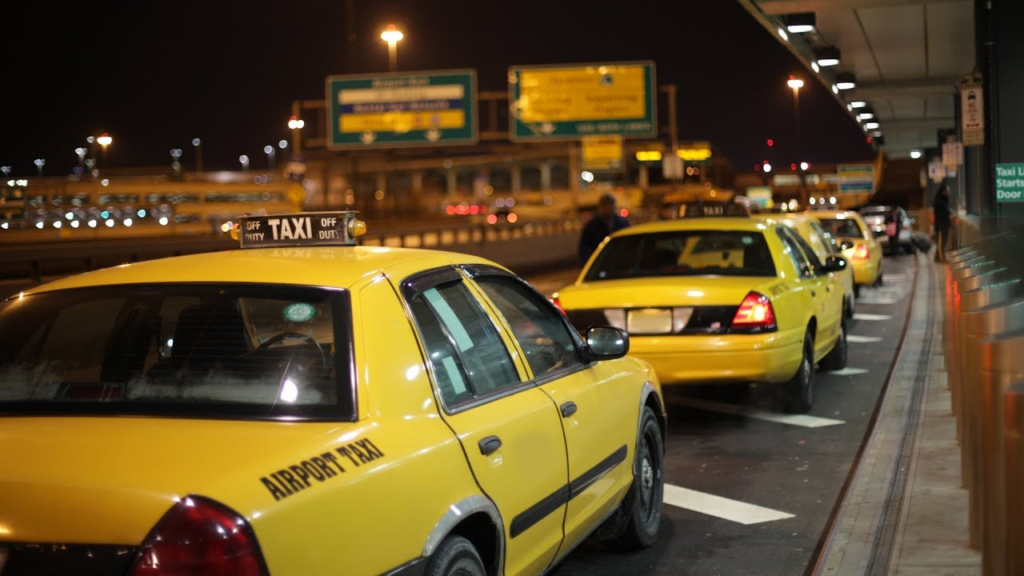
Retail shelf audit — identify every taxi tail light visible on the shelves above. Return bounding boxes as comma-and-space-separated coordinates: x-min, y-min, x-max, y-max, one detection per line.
551, 296, 567, 316
853, 245, 870, 260
130, 496, 268, 576
730, 292, 777, 333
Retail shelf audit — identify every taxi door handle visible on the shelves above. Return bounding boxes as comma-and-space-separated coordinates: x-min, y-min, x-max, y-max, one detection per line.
560, 401, 578, 418
479, 436, 502, 456
810, 290, 817, 297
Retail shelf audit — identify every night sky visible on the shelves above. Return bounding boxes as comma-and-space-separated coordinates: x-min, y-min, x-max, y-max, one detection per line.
2, 0, 874, 176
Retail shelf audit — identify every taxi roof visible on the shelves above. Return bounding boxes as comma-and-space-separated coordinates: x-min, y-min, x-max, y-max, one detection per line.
804, 210, 860, 220
614, 217, 770, 237
23, 246, 493, 295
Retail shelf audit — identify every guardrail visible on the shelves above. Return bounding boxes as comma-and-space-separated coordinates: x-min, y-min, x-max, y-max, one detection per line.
0, 218, 597, 286
943, 230, 1024, 574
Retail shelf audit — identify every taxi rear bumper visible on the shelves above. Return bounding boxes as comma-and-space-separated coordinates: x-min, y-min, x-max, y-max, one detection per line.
852, 259, 881, 285
628, 327, 805, 386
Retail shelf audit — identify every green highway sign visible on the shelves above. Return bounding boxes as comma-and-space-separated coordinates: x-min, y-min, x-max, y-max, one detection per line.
326, 70, 477, 150
996, 163, 1024, 202
508, 62, 657, 141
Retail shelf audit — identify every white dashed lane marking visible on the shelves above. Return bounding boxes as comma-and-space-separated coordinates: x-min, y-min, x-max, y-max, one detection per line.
826, 367, 869, 376
853, 312, 893, 321
847, 335, 883, 343
663, 484, 795, 524
854, 298, 899, 305
667, 397, 845, 428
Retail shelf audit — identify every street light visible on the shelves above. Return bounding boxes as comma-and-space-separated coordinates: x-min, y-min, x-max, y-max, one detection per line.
264, 145, 276, 170
75, 147, 86, 171
170, 148, 183, 175
192, 138, 203, 173
33, 158, 45, 177
910, 149, 923, 159
97, 133, 112, 147
787, 75, 807, 205
380, 24, 404, 72
239, 155, 250, 171
287, 116, 305, 130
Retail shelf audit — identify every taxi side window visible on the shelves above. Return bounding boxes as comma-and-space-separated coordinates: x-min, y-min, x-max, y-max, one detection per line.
409, 280, 521, 406
776, 227, 813, 278
787, 229, 825, 273
474, 275, 581, 380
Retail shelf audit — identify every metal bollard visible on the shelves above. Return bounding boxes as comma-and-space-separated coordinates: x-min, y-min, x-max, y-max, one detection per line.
961, 291, 1024, 549
1006, 381, 1024, 576
948, 259, 1000, 423
978, 327, 1024, 576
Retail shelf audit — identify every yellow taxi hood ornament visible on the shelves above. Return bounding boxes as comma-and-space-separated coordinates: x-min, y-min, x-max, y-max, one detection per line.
235, 211, 366, 249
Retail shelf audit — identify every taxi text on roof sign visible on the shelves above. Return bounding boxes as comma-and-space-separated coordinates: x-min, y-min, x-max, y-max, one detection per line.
237, 211, 367, 248
508, 61, 657, 141
326, 70, 478, 150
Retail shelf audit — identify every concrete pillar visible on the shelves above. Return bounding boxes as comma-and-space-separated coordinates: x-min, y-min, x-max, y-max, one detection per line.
510, 165, 522, 193
411, 171, 424, 195
540, 162, 553, 191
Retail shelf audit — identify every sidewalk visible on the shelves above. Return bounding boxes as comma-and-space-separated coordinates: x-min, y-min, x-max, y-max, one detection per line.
815, 253, 980, 575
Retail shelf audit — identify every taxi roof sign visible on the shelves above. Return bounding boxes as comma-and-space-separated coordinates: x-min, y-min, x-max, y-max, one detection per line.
236, 211, 366, 249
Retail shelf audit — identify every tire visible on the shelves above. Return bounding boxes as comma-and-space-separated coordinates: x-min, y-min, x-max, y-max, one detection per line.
784, 331, 816, 414
424, 535, 486, 576
609, 407, 664, 551
875, 272, 884, 287
820, 321, 848, 371
845, 294, 855, 319
854, 284, 861, 299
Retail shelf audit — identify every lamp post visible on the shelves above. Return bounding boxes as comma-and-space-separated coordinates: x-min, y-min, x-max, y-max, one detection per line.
288, 114, 305, 155
170, 148, 183, 176
239, 155, 250, 171
264, 145, 276, 170
33, 158, 46, 177
96, 132, 113, 173
192, 138, 203, 174
380, 24, 404, 72
786, 75, 806, 207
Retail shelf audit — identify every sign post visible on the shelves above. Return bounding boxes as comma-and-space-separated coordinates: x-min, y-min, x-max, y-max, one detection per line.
995, 164, 1024, 203
325, 70, 477, 150
961, 72, 985, 147
508, 62, 657, 141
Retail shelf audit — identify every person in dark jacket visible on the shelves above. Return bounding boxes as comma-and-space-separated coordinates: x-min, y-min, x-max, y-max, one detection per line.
578, 193, 630, 265
933, 185, 953, 262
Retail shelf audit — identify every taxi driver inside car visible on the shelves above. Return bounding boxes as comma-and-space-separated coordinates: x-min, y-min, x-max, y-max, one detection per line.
554, 201, 849, 413
0, 210, 666, 576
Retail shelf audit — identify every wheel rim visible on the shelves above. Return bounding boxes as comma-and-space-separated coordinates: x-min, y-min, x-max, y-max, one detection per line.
637, 430, 661, 529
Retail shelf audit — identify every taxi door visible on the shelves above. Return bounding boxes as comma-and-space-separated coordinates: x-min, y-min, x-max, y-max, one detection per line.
398, 268, 569, 576
783, 227, 843, 353
464, 268, 637, 561
777, 227, 832, 352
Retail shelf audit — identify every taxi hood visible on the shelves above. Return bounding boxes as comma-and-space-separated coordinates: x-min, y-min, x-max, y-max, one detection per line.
0, 417, 370, 545
557, 275, 779, 310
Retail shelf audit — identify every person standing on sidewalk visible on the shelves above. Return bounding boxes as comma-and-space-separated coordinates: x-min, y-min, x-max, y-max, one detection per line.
933, 185, 953, 262
578, 193, 630, 265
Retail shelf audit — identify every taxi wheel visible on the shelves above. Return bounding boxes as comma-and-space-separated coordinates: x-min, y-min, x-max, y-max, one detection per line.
610, 407, 664, 551
820, 321, 848, 371
854, 284, 861, 299
784, 331, 816, 414
845, 295, 856, 319
424, 535, 486, 576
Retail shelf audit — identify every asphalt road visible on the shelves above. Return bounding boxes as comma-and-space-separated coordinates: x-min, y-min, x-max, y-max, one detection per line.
523, 255, 919, 576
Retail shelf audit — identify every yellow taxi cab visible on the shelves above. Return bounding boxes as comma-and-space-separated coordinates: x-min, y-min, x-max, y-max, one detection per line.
804, 210, 882, 295
554, 208, 849, 413
751, 213, 856, 319
0, 212, 666, 576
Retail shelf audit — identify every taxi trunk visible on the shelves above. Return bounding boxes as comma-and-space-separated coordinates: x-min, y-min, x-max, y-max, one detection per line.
0, 416, 350, 571
558, 276, 775, 335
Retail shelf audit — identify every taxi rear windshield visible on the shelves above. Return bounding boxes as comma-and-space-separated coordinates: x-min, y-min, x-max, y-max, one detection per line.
818, 218, 865, 239
585, 230, 777, 281
0, 284, 355, 420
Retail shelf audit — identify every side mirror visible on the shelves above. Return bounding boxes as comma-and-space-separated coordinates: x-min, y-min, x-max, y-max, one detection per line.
839, 240, 855, 251
584, 326, 629, 361
822, 255, 848, 273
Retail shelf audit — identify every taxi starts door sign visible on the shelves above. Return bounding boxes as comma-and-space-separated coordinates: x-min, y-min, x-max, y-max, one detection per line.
237, 211, 366, 248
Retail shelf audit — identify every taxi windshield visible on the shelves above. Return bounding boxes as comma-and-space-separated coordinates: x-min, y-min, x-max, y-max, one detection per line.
817, 218, 865, 239
585, 230, 777, 281
0, 284, 354, 420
